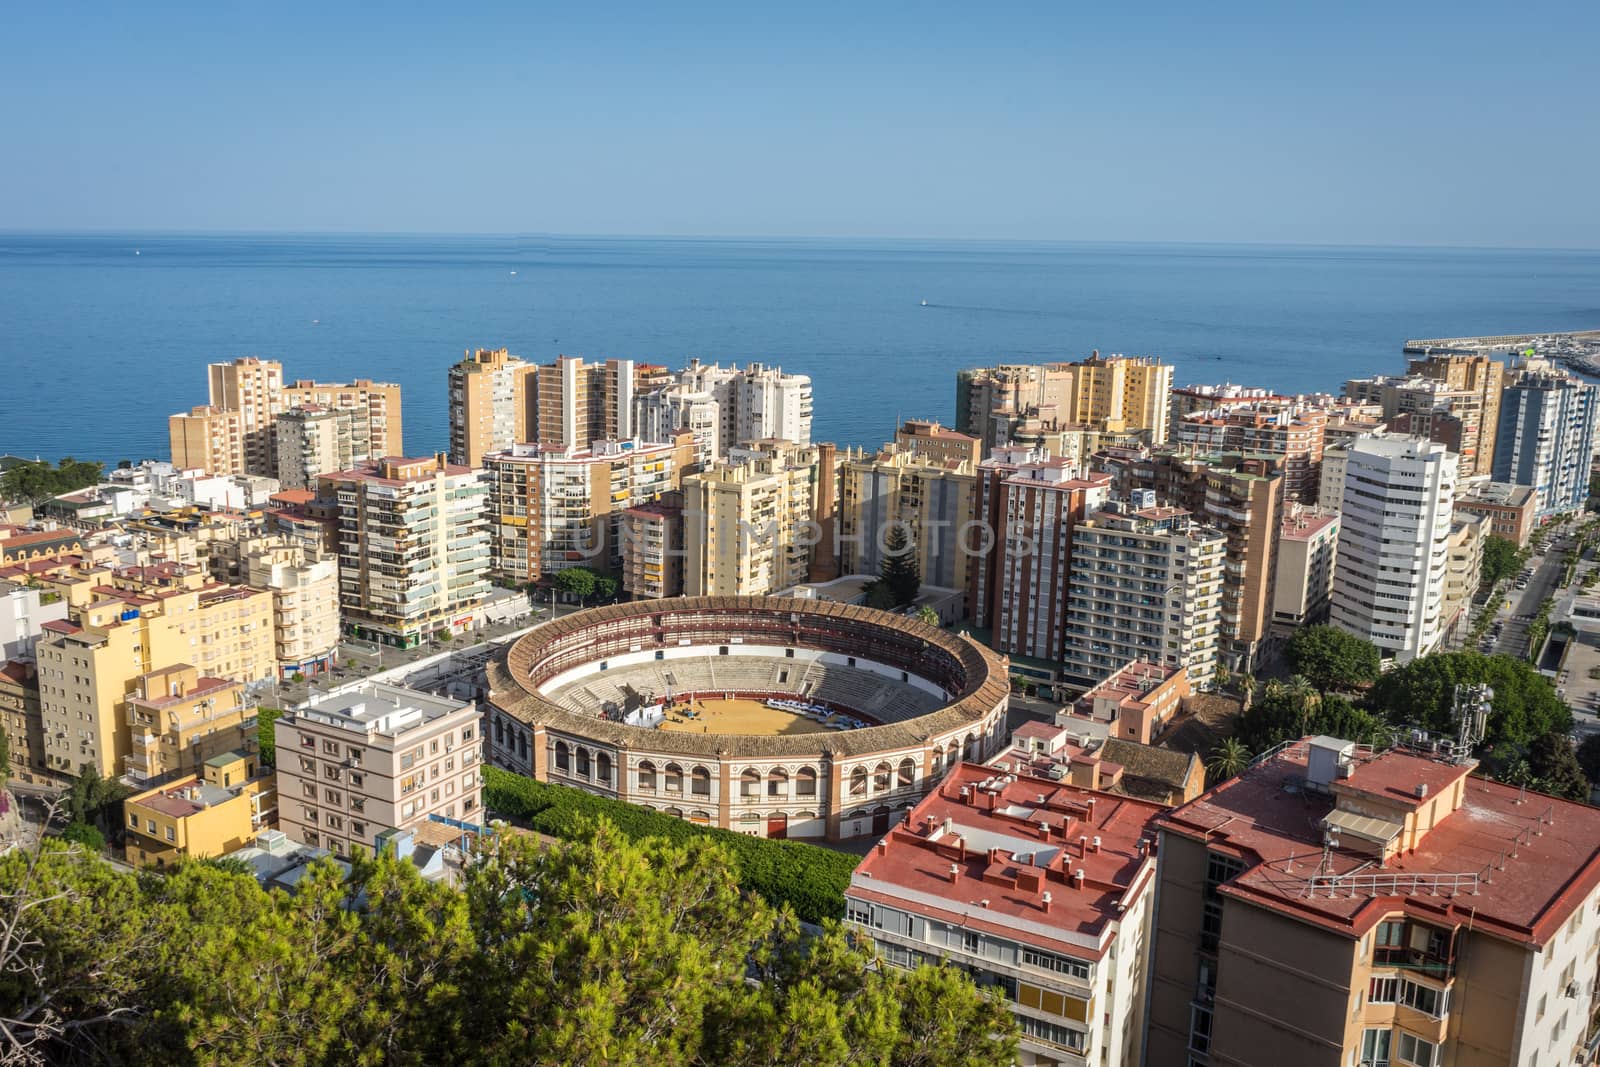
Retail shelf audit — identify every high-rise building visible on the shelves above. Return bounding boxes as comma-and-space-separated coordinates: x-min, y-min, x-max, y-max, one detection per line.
1409, 351, 1506, 475
533, 355, 668, 451
1176, 400, 1328, 503
957, 355, 1173, 457
635, 384, 721, 467
273, 681, 482, 860
846, 761, 1164, 1067
0, 579, 68, 662
169, 357, 403, 478
1167, 384, 1286, 442
1118, 452, 1284, 671
955, 364, 1064, 456
484, 435, 694, 585
683, 443, 824, 597
1146, 736, 1600, 1067
274, 406, 355, 491
1344, 372, 1498, 477
1331, 435, 1457, 665
1441, 513, 1487, 644
1492, 372, 1599, 518
968, 445, 1050, 632
320, 455, 490, 648
0, 660, 46, 784
1061, 502, 1225, 689
620, 491, 685, 600
1056, 352, 1173, 446
1271, 505, 1340, 634
124, 664, 257, 784
674, 359, 814, 453
990, 462, 1112, 661
837, 445, 978, 596
447, 347, 536, 468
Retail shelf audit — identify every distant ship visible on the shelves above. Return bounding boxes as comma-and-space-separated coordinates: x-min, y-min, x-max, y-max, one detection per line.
134, 250, 140, 256
510, 270, 517, 275
920, 299, 928, 307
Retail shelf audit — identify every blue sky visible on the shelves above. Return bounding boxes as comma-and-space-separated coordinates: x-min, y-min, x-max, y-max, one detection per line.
3, 3, 1597, 246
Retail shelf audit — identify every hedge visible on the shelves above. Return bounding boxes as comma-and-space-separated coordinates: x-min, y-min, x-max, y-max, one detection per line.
483, 766, 858, 924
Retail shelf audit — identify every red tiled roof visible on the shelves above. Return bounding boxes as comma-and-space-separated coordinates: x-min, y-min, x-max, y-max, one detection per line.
1157, 742, 1600, 947
40, 619, 81, 635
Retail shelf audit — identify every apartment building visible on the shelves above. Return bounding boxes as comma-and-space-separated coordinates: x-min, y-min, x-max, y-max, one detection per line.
894, 418, 982, 469
1147, 736, 1600, 1067
484, 435, 693, 584
1408, 351, 1506, 475
273, 682, 482, 859
990, 721, 1207, 806
990, 461, 1112, 661
1331, 435, 1457, 665
35, 564, 275, 777
241, 537, 340, 678
1441, 514, 1487, 644
0, 579, 68, 661
0, 660, 47, 783
169, 357, 402, 478
1345, 371, 1499, 478
273, 405, 354, 490
1493, 372, 1599, 518
635, 383, 721, 467
673, 359, 814, 453
1167, 385, 1287, 443
1055, 352, 1173, 446
1119, 452, 1283, 672
956, 364, 1066, 456
1061, 502, 1225, 690
1066, 661, 1190, 745
446, 347, 536, 468
533, 355, 668, 450
620, 491, 684, 600
124, 750, 275, 868
1272, 505, 1340, 633
1453, 480, 1538, 546
956, 356, 1172, 457
846, 762, 1164, 1066
124, 663, 256, 784
969, 445, 1051, 632
320, 455, 491, 648
837, 444, 978, 596
683, 442, 823, 596
1177, 401, 1328, 503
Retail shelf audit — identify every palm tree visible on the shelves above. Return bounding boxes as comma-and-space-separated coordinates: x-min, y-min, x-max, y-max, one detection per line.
1207, 738, 1252, 783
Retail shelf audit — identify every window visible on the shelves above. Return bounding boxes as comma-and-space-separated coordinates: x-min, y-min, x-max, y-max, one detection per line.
325, 789, 341, 805
164, 826, 175, 842
796, 768, 817, 796
847, 903, 871, 925
1022, 947, 1090, 980
1018, 1017, 1085, 1052
352, 821, 366, 838
664, 764, 683, 792
299, 756, 315, 773
301, 783, 317, 799
1369, 977, 1398, 1004
1188, 1004, 1212, 1055
350, 772, 363, 788
691, 767, 711, 796
1395, 1032, 1434, 1067
638, 761, 657, 790
1398, 979, 1446, 1018
128, 813, 138, 828
1361, 1027, 1391, 1066
322, 740, 339, 755
554, 742, 569, 772
962, 931, 979, 953
351, 797, 364, 813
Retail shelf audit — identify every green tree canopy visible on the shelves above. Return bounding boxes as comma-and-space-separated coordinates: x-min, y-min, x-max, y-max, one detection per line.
1578, 733, 1600, 784
1523, 731, 1591, 802
1234, 688, 1390, 754
257, 706, 283, 767
552, 566, 603, 604
1206, 738, 1252, 783
1284, 625, 1381, 691
1365, 651, 1573, 751
0, 457, 105, 503
1480, 535, 1528, 589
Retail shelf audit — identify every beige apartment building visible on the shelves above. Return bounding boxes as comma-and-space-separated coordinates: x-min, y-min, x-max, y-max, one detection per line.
1056, 352, 1173, 445
1409, 351, 1506, 475
1441, 513, 1487, 643
168, 357, 402, 478
956, 355, 1173, 456
683, 442, 824, 596
1454, 479, 1538, 546
124, 663, 256, 784
35, 563, 274, 777
320, 455, 491, 649
447, 347, 536, 468
534, 355, 669, 450
241, 537, 340, 677
893, 418, 982, 469
1148, 737, 1600, 1067
1272, 505, 1340, 633
484, 434, 693, 585
1061, 502, 1225, 690
837, 444, 978, 595
273, 681, 482, 858
0, 660, 48, 783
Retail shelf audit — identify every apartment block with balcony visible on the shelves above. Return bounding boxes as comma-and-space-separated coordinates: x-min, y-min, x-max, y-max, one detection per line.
837, 444, 978, 601
0, 660, 49, 784
447, 347, 536, 468
1493, 372, 1599, 519
1061, 502, 1225, 690
124, 749, 275, 867
683, 443, 824, 596
1441, 514, 1487, 645
237, 536, 340, 678
621, 491, 684, 599
1146, 737, 1600, 1067
1453, 480, 1538, 547
124, 663, 256, 784
321, 455, 490, 649
893, 418, 982, 469
533, 355, 667, 451
273, 682, 482, 859
847, 762, 1164, 1066
274, 405, 355, 490
484, 435, 694, 586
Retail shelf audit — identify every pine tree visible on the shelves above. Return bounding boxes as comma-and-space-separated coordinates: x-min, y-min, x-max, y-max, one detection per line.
879, 525, 921, 607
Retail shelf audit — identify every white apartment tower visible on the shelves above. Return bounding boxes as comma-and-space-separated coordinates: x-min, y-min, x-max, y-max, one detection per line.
1331, 435, 1457, 664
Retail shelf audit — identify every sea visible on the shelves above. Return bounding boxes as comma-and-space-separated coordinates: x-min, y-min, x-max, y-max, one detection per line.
3, 233, 1599, 466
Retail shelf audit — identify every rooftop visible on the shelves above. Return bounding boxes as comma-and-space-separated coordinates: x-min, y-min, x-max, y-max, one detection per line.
1157, 740, 1600, 946
1459, 481, 1538, 508
849, 762, 1164, 957
1078, 661, 1180, 712
1280, 508, 1340, 541
294, 680, 474, 737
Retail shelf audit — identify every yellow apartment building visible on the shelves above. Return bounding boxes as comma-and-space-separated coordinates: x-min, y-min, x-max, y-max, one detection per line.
123, 750, 276, 867
124, 663, 256, 784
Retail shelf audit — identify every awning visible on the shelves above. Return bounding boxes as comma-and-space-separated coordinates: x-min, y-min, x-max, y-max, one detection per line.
1324, 808, 1402, 846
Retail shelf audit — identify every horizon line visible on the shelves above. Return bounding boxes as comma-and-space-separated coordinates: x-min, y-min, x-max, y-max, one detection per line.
1, 227, 1597, 256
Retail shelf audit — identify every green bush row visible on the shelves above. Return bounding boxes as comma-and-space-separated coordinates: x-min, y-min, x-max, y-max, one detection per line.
483, 766, 860, 924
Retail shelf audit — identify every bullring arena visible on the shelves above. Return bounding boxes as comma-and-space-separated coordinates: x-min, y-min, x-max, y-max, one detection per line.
485, 596, 1010, 841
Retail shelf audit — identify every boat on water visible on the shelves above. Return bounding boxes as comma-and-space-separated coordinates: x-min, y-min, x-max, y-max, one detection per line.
920, 299, 928, 307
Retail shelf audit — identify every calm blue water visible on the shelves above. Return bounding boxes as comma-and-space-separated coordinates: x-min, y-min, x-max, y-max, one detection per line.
3, 233, 1599, 465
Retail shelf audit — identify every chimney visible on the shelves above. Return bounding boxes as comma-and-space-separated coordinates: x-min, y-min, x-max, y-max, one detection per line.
1071, 869, 1086, 890
875, 839, 888, 856
1137, 837, 1150, 857
1041, 890, 1053, 914
1038, 820, 1051, 840
1091, 835, 1102, 853
946, 863, 960, 883
1078, 834, 1089, 855
1415, 783, 1429, 800
978, 899, 989, 909
1085, 797, 1096, 820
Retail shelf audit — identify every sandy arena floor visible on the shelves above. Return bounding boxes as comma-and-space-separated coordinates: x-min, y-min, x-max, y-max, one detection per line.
656, 696, 843, 736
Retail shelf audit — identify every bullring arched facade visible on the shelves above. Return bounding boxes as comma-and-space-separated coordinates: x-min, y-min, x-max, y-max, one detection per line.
485, 596, 1010, 841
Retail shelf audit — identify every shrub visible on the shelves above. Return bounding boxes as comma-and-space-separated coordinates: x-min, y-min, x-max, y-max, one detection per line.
483, 766, 858, 924
60, 822, 105, 852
